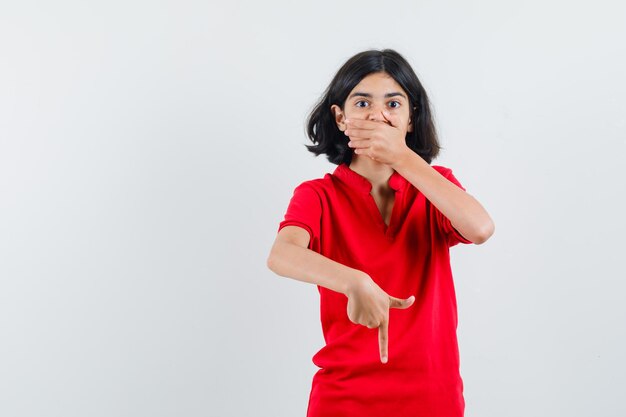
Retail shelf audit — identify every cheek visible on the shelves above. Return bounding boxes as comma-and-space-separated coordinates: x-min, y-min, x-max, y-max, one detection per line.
344, 109, 371, 121
344, 108, 363, 118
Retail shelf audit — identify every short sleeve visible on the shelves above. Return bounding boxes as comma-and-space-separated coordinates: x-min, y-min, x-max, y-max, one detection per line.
277, 181, 322, 250
430, 167, 473, 247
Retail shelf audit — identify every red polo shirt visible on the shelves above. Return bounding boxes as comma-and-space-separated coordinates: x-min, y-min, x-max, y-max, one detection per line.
277, 162, 472, 417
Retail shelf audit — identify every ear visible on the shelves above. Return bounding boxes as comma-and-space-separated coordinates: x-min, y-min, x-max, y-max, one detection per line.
330, 104, 347, 131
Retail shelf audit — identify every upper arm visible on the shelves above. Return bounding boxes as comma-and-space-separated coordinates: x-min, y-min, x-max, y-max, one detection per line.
275, 181, 322, 251
268, 224, 312, 271
274, 225, 311, 249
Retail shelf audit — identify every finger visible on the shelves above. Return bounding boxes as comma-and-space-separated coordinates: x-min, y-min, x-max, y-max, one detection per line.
345, 119, 377, 129
382, 110, 402, 129
378, 317, 389, 363
344, 129, 373, 140
354, 148, 372, 156
389, 295, 415, 309
348, 139, 371, 149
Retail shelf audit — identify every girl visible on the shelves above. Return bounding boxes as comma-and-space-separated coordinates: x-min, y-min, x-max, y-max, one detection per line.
267, 49, 494, 417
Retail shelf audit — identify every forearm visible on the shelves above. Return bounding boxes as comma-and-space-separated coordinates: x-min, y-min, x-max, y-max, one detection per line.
392, 150, 495, 244
267, 241, 364, 295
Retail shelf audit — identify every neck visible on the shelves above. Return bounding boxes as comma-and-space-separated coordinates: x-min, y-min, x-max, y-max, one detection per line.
348, 155, 394, 192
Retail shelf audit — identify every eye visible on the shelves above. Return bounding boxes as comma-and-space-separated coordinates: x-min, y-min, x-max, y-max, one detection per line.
388, 100, 401, 109
355, 100, 369, 108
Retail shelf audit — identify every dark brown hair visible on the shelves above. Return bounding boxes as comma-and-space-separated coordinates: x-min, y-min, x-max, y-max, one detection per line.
305, 49, 441, 165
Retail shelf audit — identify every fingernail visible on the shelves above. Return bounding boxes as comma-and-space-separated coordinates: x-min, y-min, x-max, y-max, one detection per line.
382, 356, 388, 363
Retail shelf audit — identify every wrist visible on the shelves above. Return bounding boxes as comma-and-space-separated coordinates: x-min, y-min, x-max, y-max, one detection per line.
343, 270, 371, 296
392, 147, 416, 171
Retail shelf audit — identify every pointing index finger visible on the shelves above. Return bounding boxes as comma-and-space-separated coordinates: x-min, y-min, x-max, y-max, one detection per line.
378, 317, 389, 364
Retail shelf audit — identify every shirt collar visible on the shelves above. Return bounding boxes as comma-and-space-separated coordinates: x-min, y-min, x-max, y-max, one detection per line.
332, 163, 408, 193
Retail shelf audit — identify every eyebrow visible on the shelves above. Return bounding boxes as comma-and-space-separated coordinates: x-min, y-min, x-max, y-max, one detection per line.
348, 91, 408, 100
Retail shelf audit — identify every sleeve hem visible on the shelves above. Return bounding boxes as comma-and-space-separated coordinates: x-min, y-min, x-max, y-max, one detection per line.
449, 225, 473, 246
277, 220, 316, 250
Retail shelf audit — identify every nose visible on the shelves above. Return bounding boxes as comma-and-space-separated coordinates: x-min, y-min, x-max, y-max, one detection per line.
366, 105, 385, 122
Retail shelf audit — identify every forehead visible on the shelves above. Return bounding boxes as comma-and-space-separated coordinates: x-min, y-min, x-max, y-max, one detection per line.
350, 72, 405, 94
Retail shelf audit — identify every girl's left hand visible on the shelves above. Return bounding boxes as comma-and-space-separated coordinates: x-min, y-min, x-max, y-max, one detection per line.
344, 110, 410, 167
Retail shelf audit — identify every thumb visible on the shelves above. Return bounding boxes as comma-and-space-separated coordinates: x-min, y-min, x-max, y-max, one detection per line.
389, 295, 415, 309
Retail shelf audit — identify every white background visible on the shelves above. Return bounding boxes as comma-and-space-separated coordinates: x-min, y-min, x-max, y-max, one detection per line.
1, 1, 625, 416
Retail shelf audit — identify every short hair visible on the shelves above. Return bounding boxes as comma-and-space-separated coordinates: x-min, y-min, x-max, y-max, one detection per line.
305, 49, 441, 165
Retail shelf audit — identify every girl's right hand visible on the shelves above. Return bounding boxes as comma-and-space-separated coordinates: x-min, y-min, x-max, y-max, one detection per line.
345, 273, 415, 364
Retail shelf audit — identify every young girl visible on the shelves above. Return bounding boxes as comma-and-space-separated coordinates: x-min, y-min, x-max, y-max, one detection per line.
267, 49, 494, 417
